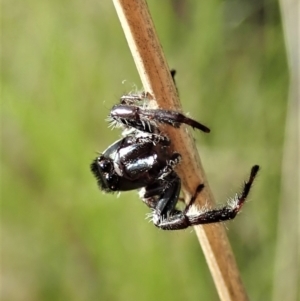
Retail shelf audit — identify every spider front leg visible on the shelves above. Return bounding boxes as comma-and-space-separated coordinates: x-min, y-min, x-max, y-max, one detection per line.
153, 165, 260, 230
110, 103, 211, 134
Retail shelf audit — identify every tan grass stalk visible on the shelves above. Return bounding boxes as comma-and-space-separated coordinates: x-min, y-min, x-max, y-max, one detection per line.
112, 0, 249, 300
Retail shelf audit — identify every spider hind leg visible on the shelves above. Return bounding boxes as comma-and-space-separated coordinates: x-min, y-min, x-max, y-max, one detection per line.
152, 165, 260, 230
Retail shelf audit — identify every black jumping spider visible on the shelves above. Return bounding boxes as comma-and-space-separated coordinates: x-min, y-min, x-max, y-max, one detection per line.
91, 83, 259, 230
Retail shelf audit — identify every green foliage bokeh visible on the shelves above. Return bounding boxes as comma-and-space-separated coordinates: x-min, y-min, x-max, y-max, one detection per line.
2, 1, 288, 300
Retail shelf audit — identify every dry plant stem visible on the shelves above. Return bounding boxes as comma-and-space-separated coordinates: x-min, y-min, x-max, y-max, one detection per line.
112, 0, 249, 300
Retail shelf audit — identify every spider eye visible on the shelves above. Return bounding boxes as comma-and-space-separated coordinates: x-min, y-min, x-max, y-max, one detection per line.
99, 159, 111, 172
106, 174, 119, 191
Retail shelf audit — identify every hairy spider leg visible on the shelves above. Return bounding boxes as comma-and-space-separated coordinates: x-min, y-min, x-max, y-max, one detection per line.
149, 172, 182, 224
132, 133, 170, 146
110, 104, 211, 133
120, 93, 149, 105
140, 153, 181, 210
157, 153, 181, 180
152, 165, 260, 230
120, 69, 177, 105
142, 109, 211, 133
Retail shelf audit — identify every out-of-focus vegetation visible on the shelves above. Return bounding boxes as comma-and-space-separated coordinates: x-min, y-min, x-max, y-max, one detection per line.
2, 0, 290, 300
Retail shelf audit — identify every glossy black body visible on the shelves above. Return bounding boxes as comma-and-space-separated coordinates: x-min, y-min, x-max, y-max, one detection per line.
91, 134, 173, 192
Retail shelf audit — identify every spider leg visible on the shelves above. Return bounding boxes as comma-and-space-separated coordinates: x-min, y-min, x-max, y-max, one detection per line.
140, 153, 181, 210
170, 69, 176, 81
131, 133, 170, 146
145, 109, 210, 133
120, 92, 149, 105
153, 165, 260, 230
120, 70, 177, 105
110, 104, 210, 133
146, 173, 181, 226
150, 184, 205, 230
157, 153, 181, 180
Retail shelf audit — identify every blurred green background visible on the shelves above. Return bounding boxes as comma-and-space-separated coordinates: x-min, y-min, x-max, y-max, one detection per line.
2, 0, 292, 300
